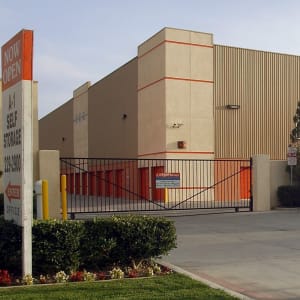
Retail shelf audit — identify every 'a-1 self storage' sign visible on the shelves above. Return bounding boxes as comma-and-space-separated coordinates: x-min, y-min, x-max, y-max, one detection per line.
1, 30, 33, 226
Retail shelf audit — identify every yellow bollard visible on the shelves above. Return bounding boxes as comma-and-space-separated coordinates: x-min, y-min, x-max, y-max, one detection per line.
61, 175, 67, 221
164, 188, 168, 203
42, 180, 49, 220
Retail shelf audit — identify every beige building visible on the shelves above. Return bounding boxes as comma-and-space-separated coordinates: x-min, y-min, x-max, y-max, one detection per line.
39, 27, 300, 161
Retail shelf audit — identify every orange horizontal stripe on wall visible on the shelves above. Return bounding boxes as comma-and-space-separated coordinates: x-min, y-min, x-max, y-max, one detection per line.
138, 39, 213, 59
171, 186, 213, 190
138, 151, 215, 157
138, 76, 213, 92
165, 40, 213, 49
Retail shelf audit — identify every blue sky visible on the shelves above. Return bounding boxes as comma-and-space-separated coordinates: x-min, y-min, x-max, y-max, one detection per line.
1, 0, 300, 118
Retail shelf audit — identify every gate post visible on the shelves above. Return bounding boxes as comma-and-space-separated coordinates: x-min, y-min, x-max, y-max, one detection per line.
252, 155, 271, 211
38, 150, 61, 219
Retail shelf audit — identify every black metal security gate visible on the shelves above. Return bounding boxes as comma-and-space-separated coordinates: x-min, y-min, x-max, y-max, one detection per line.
60, 158, 252, 218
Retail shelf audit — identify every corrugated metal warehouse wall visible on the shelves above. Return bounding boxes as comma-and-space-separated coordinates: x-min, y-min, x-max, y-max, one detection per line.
214, 45, 300, 160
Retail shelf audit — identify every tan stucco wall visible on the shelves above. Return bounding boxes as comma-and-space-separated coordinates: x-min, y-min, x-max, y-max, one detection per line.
73, 82, 90, 157
138, 28, 214, 159
39, 99, 74, 157
88, 58, 138, 158
38, 150, 60, 219
138, 30, 166, 158
252, 155, 271, 211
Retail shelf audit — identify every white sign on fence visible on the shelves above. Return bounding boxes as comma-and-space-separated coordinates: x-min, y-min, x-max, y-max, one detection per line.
156, 173, 180, 188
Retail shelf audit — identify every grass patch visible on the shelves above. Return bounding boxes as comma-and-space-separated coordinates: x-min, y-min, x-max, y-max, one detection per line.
0, 273, 237, 300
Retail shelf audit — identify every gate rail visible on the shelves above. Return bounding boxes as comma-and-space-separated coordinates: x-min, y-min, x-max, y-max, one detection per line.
60, 157, 252, 217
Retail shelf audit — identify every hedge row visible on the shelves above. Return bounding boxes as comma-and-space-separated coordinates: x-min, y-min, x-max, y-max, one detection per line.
277, 185, 300, 207
0, 215, 177, 276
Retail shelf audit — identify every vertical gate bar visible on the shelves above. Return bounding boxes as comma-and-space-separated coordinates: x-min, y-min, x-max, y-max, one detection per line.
204, 159, 207, 207
211, 159, 214, 209
200, 159, 203, 207
250, 158, 253, 211
100, 159, 103, 212
125, 159, 127, 210
189, 159, 191, 209
215, 159, 218, 209
129, 159, 132, 211
103, 159, 106, 212
144, 159, 147, 211
95, 159, 98, 212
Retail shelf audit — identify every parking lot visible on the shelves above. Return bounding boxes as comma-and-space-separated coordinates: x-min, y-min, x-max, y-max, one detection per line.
162, 210, 300, 300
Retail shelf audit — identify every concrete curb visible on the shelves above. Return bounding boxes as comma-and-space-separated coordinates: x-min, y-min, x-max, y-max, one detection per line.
159, 260, 255, 300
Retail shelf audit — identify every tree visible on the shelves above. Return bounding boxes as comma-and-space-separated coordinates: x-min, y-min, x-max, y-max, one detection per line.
289, 101, 300, 183
291, 101, 300, 143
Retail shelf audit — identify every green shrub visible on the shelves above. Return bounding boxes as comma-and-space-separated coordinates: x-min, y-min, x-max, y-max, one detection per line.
0, 215, 177, 276
108, 215, 177, 269
277, 185, 300, 207
80, 218, 117, 270
32, 219, 84, 275
0, 216, 22, 275
81, 215, 177, 270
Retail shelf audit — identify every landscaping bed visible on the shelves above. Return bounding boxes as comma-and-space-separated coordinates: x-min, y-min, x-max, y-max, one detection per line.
0, 261, 172, 286
0, 215, 177, 286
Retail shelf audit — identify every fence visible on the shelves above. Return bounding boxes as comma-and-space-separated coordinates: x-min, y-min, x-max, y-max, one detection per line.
60, 158, 252, 217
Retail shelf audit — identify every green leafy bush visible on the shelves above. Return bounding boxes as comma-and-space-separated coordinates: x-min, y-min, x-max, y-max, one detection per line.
0, 215, 177, 276
80, 218, 117, 270
108, 215, 177, 269
0, 216, 22, 275
277, 185, 300, 207
81, 215, 177, 270
32, 219, 84, 275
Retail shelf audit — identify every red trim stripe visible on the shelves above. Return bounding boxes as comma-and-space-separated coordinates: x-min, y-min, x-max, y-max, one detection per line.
165, 40, 213, 49
138, 76, 213, 92
139, 39, 213, 59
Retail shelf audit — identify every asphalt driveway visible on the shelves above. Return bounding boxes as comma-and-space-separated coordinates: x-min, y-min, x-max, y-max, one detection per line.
162, 210, 300, 300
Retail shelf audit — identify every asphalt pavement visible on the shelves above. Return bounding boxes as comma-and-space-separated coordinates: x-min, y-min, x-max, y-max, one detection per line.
161, 210, 300, 300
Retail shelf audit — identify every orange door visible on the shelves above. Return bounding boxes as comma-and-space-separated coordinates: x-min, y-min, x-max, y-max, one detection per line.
151, 166, 164, 201
240, 167, 251, 199
139, 167, 149, 200
96, 171, 103, 196
105, 170, 113, 197
75, 173, 80, 195
88, 171, 96, 196
82, 172, 88, 195
70, 173, 74, 194
115, 169, 124, 198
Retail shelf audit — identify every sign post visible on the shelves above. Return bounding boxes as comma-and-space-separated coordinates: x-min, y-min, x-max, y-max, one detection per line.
1, 29, 34, 276
287, 146, 297, 185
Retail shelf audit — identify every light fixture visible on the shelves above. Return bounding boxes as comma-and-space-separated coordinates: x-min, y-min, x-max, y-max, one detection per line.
171, 122, 184, 128
226, 104, 240, 110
